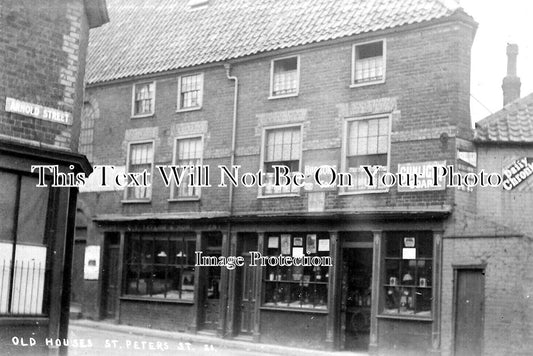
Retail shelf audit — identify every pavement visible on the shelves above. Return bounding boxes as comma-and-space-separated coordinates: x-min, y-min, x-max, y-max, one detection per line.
68, 319, 368, 356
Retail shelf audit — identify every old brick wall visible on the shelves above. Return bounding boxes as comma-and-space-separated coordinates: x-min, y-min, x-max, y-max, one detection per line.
441, 237, 530, 356
81, 19, 475, 217
0, 0, 88, 151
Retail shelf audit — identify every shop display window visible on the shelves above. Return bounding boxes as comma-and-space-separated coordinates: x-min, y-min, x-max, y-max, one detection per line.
0, 171, 50, 315
263, 232, 330, 310
125, 233, 196, 301
382, 231, 433, 317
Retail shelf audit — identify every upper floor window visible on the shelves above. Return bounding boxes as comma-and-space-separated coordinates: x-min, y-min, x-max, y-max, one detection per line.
172, 136, 203, 199
178, 73, 203, 111
79, 102, 95, 162
270, 56, 299, 98
125, 141, 153, 201
262, 126, 301, 196
343, 115, 389, 193
352, 40, 385, 86
132, 82, 155, 117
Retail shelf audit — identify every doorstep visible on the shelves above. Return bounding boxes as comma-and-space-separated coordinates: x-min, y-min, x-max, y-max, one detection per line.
69, 319, 367, 356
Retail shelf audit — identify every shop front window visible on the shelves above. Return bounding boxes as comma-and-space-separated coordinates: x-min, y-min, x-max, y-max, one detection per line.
382, 231, 433, 317
0, 171, 50, 316
263, 232, 330, 310
125, 233, 196, 301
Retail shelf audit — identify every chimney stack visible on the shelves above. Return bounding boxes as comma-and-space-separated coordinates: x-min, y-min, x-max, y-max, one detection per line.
502, 43, 521, 106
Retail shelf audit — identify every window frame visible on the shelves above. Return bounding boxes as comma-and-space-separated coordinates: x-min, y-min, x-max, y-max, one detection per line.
350, 39, 386, 88
169, 135, 204, 201
340, 113, 391, 195
122, 140, 155, 203
379, 231, 435, 320
177, 72, 204, 112
261, 232, 330, 312
258, 124, 303, 198
122, 232, 197, 303
269, 55, 300, 99
0, 169, 53, 317
131, 81, 156, 118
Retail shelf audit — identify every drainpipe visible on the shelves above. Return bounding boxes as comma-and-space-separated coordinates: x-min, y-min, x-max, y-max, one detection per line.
225, 62, 239, 213
221, 62, 238, 337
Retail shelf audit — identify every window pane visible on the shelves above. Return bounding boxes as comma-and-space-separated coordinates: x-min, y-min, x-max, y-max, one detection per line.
0, 172, 17, 241
354, 42, 384, 83
272, 57, 298, 95
17, 176, 49, 245
174, 138, 202, 198
127, 142, 153, 200
12, 245, 47, 314
180, 74, 202, 109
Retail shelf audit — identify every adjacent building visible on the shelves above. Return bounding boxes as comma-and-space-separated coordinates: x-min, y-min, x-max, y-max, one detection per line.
72, 0, 533, 355
0, 1, 108, 355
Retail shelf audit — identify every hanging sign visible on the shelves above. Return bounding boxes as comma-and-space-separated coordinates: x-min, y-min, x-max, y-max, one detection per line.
84, 246, 101, 280
502, 157, 533, 190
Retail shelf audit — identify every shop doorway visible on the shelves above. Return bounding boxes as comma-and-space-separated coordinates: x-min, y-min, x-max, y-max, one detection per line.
101, 233, 120, 319
234, 234, 258, 336
200, 233, 222, 331
453, 268, 484, 356
340, 232, 373, 351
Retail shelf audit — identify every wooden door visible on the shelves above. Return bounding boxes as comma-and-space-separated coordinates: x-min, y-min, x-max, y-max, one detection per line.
70, 239, 86, 305
454, 268, 484, 356
102, 244, 119, 318
203, 265, 221, 330
239, 256, 256, 334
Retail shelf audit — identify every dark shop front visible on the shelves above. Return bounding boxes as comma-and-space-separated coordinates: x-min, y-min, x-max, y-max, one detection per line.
90, 212, 445, 355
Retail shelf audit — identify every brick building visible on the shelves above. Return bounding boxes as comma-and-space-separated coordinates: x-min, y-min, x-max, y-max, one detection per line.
67, 0, 517, 354
0, 1, 108, 355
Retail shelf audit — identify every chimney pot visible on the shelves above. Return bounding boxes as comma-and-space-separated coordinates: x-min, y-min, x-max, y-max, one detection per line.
502, 43, 521, 105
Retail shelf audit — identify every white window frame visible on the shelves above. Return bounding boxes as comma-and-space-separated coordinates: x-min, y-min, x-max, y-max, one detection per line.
131, 81, 156, 118
177, 73, 204, 112
269, 55, 300, 99
169, 135, 204, 201
258, 124, 303, 198
340, 114, 391, 195
122, 140, 155, 203
350, 39, 386, 88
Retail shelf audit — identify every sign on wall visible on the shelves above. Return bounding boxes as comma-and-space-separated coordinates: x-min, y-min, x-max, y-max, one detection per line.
502, 157, 533, 190
397, 161, 446, 192
83, 246, 100, 280
5, 97, 73, 125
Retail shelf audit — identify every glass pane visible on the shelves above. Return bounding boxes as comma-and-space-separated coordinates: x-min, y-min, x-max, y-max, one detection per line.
12, 245, 47, 314
0, 172, 17, 242
17, 176, 49, 245
0, 242, 13, 313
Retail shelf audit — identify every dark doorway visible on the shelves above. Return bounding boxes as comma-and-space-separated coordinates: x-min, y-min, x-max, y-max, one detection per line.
201, 233, 222, 331
71, 236, 86, 306
234, 234, 258, 336
341, 232, 373, 351
101, 233, 120, 319
454, 268, 484, 356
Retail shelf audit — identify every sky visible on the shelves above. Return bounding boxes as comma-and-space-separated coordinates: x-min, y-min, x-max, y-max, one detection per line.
459, 0, 533, 123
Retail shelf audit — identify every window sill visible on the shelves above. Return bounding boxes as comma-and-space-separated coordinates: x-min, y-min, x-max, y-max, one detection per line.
268, 93, 299, 100
176, 106, 202, 113
338, 188, 389, 196
377, 313, 432, 322
131, 113, 155, 119
260, 306, 328, 314
168, 197, 200, 202
120, 296, 194, 305
121, 199, 152, 204
258, 193, 300, 199
349, 79, 385, 88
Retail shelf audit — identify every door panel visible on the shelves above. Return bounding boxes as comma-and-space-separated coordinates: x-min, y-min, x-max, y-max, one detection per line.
240, 256, 256, 334
454, 268, 484, 356
103, 244, 119, 318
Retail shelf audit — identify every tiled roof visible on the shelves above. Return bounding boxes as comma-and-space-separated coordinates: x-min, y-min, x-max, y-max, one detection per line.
86, 0, 466, 85
475, 93, 533, 143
